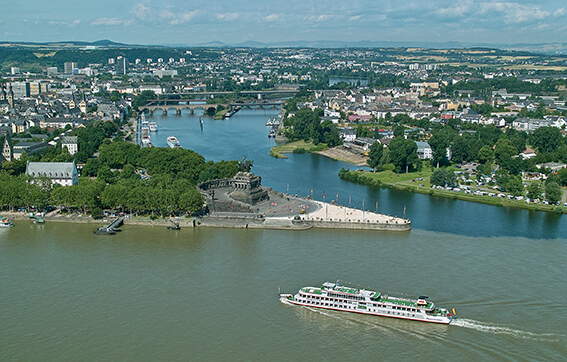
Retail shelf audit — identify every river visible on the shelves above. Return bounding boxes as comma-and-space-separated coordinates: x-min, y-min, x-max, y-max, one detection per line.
1, 109, 566, 360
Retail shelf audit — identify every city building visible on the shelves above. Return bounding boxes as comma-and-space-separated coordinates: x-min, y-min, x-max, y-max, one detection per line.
25, 161, 79, 187
415, 141, 433, 160
117, 57, 128, 75
64, 62, 78, 75
47, 67, 58, 76
62, 135, 78, 155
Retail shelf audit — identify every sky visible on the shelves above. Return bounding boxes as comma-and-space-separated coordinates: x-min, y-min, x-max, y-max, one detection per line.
2, 0, 566, 46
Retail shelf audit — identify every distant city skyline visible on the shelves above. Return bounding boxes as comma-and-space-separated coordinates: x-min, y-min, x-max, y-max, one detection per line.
2, 1, 566, 46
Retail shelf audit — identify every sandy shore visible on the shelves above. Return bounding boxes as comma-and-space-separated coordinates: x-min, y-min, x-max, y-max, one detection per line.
315, 147, 369, 167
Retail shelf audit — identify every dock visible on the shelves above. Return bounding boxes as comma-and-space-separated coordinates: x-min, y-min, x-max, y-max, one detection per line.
94, 216, 125, 235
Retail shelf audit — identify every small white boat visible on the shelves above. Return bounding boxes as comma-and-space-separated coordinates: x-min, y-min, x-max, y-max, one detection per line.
0, 216, 14, 228
149, 122, 158, 132
167, 136, 182, 149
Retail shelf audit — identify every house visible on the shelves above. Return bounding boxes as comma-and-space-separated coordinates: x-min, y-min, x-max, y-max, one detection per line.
61, 135, 78, 155
40, 117, 79, 130
11, 140, 50, 160
535, 162, 567, 172
97, 103, 122, 120
348, 114, 372, 122
339, 127, 356, 142
415, 141, 433, 160
25, 161, 79, 187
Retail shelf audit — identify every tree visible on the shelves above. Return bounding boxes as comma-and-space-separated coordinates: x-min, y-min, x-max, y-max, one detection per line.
388, 137, 418, 173
545, 182, 562, 204
451, 136, 469, 164
527, 182, 543, 200
557, 168, 567, 186
393, 125, 405, 138
132, 90, 156, 110
507, 175, 524, 196
431, 169, 448, 186
531, 127, 563, 154
478, 145, 494, 164
429, 131, 451, 167
367, 142, 384, 170
430, 168, 457, 187
494, 138, 517, 164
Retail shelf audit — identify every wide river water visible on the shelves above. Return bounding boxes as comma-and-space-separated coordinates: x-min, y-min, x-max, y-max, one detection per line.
1, 109, 566, 360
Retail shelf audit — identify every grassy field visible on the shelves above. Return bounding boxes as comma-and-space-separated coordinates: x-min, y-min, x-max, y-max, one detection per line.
356, 170, 565, 213
270, 140, 323, 159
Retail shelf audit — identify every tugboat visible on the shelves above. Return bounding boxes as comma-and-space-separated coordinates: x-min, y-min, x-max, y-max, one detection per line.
280, 280, 454, 324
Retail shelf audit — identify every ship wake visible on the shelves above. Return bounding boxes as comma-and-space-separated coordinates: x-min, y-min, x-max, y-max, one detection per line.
453, 318, 563, 342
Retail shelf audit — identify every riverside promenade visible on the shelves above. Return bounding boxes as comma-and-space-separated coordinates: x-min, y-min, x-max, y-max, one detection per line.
3, 192, 410, 232
199, 190, 411, 231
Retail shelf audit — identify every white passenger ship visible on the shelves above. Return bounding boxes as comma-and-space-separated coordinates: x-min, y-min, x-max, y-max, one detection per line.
280, 281, 454, 324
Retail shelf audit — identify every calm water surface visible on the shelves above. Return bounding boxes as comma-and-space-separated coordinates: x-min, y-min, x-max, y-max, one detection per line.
1, 110, 566, 360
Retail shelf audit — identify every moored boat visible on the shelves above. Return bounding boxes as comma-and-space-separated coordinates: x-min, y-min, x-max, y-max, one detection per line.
149, 122, 158, 132
166, 135, 182, 149
1, 216, 15, 228
93, 227, 116, 235
280, 281, 454, 324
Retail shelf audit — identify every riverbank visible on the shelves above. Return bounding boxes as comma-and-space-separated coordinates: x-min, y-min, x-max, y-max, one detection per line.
2, 191, 410, 232
340, 169, 567, 214
270, 141, 369, 167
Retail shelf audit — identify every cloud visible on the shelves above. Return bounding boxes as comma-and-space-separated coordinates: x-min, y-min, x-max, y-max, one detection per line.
216, 13, 239, 21
554, 7, 566, 17
349, 15, 362, 21
479, 2, 548, 23
168, 11, 197, 25
130, 2, 197, 25
91, 18, 131, 26
265, 14, 279, 21
47, 20, 80, 27
434, 0, 473, 18
130, 3, 151, 21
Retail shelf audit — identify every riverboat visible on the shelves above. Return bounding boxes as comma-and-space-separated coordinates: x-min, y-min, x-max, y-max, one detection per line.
149, 122, 158, 132
280, 281, 454, 324
1, 216, 15, 228
167, 136, 182, 149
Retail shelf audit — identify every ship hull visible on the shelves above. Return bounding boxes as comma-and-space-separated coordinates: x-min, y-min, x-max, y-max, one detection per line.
280, 294, 452, 324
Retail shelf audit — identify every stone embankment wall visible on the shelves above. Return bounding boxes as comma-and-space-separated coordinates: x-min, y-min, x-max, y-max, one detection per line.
197, 213, 411, 231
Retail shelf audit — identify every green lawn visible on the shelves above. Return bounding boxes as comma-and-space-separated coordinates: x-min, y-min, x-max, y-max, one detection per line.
363, 169, 433, 185
357, 170, 564, 213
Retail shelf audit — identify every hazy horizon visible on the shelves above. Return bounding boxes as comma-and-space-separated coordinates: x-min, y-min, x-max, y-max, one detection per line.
2, 1, 566, 47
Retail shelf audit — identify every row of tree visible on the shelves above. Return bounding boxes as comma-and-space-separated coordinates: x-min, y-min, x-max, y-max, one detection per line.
282, 108, 341, 147
0, 117, 241, 216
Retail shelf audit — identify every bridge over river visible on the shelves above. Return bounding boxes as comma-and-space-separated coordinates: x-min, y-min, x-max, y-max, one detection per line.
140, 99, 285, 116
